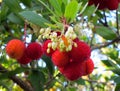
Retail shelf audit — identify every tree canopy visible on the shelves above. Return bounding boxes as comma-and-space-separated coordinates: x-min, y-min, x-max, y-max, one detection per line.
0, 0, 120, 91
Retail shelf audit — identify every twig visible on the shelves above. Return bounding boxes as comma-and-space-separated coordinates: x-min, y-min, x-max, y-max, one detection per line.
44, 73, 61, 89
116, 10, 119, 35
90, 33, 95, 47
0, 64, 34, 91
103, 11, 108, 27
91, 36, 120, 50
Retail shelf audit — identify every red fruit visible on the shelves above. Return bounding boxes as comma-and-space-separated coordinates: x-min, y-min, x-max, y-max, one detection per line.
26, 42, 43, 60
88, 0, 94, 5
43, 40, 55, 56
6, 39, 25, 59
17, 50, 32, 64
52, 50, 70, 67
88, 0, 119, 10
107, 0, 119, 10
88, 0, 107, 10
69, 40, 91, 63
59, 61, 84, 81
82, 58, 94, 76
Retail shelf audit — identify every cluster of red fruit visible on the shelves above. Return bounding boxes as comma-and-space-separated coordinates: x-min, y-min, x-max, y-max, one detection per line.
43, 38, 94, 81
6, 39, 43, 64
88, 0, 120, 10
6, 37, 94, 81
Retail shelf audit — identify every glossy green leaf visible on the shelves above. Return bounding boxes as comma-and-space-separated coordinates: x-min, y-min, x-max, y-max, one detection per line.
101, 60, 113, 67
96, 26, 117, 40
7, 13, 24, 25
111, 68, 120, 75
4, 0, 22, 13
114, 77, 120, 84
19, 11, 50, 27
81, 5, 95, 19
28, 70, 45, 91
0, 3, 9, 22
9, 67, 28, 76
75, 78, 85, 85
64, 0, 78, 22
41, 55, 54, 75
49, 0, 62, 16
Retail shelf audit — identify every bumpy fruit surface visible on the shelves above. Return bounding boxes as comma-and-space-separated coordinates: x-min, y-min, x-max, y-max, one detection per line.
17, 50, 32, 64
6, 39, 25, 59
26, 42, 43, 60
82, 58, 94, 76
88, 0, 119, 10
52, 50, 70, 67
69, 40, 91, 63
43, 40, 55, 56
107, 0, 119, 10
59, 61, 84, 81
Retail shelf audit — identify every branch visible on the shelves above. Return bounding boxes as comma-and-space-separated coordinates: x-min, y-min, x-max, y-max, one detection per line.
0, 64, 34, 91
91, 36, 120, 50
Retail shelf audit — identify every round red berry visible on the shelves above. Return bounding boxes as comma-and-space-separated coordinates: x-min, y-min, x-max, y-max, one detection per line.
6, 39, 25, 59
59, 61, 84, 81
52, 50, 70, 67
82, 58, 94, 76
69, 40, 91, 63
17, 50, 32, 64
26, 42, 43, 60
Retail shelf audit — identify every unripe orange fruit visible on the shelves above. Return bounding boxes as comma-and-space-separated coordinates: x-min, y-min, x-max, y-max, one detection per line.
49, 88, 56, 91
6, 39, 25, 59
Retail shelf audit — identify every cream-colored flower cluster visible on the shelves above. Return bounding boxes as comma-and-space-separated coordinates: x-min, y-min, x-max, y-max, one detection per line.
38, 26, 77, 53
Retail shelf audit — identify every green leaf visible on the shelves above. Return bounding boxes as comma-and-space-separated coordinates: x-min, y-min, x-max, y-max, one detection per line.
114, 76, 120, 84
4, 0, 22, 13
41, 55, 54, 75
20, 0, 31, 7
79, 3, 88, 15
75, 78, 85, 85
49, 0, 62, 16
82, 5, 96, 17
19, 11, 50, 27
101, 60, 113, 67
0, 81, 10, 91
115, 83, 120, 91
7, 13, 24, 25
111, 68, 120, 75
64, 0, 79, 23
104, 48, 119, 60
9, 67, 27, 76
96, 26, 117, 40
62, 0, 69, 6
38, 0, 55, 16
28, 70, 45, 91
0, 3, 9, 22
